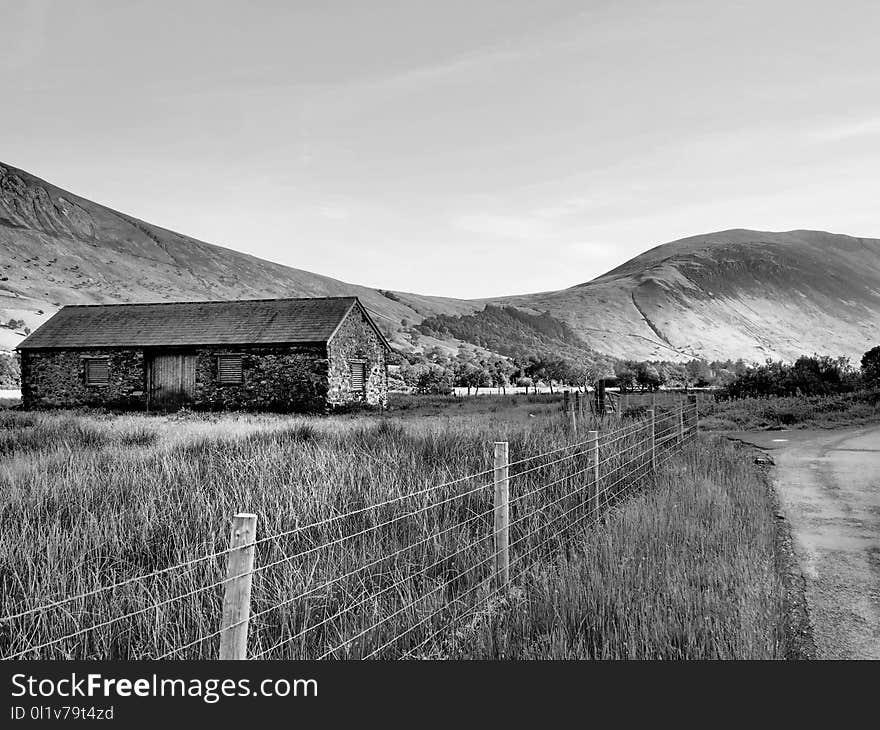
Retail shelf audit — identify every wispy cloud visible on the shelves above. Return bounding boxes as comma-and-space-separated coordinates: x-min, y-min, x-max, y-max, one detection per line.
806, 116, 880, 143
363, 48, 523, 93
454, 190, 637, 240
316, 205, 350, 221
531, 197, 589, 220
455, 212, 554, 239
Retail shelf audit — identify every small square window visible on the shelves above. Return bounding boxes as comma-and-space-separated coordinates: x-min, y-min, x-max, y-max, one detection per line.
85, 358, 110, 386
217, 355, 243, 384
349, 361, 366, 392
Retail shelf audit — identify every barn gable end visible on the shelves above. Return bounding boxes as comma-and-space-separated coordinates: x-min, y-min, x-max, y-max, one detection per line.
326, 300, 389, 408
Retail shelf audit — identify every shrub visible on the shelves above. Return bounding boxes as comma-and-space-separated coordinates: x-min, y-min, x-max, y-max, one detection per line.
861, 346, 880, 386
0, 352, 20, 389
720, 355, 858, 399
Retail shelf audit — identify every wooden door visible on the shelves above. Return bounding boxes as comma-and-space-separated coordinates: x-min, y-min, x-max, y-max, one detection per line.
149, 353, 196, 408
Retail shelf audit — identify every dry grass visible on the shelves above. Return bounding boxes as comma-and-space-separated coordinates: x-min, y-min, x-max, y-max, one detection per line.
0, 400, 783, 660
448, 438, 784, 659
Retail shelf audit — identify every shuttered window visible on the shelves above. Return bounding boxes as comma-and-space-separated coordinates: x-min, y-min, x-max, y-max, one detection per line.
217, 355, 243, 384
84, 358, 110, 386
349, 361, 366, 392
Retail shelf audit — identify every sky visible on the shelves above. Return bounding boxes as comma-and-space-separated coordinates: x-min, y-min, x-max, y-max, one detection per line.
2, 0, 880, 298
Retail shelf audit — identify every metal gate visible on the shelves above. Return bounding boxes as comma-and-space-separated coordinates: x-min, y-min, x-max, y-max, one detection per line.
148, 353, 196, 408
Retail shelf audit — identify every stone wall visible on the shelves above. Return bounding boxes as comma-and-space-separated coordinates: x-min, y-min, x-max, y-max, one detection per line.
190, 345, 328, 412
20, 345, 330, 412
20, 349, 147, 409
326, 305, 388, 407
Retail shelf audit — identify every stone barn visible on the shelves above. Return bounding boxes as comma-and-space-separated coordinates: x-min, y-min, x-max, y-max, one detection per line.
17, 296, 390, 412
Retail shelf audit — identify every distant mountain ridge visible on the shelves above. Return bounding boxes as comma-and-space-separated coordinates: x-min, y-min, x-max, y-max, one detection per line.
2, 160, 878, 362
487, 229, 880, 362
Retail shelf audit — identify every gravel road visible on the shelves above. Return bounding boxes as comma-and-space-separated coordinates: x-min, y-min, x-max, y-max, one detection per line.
730, 427, 880, 659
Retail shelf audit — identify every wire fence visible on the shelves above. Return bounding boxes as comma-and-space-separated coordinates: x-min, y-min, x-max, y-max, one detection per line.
1, 398, 700, 660
613, 389, 713, 411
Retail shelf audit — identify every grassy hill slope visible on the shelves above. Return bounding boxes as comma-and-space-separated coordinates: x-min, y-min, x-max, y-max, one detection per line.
0, 162, 476, 351
488, 229, 880, 362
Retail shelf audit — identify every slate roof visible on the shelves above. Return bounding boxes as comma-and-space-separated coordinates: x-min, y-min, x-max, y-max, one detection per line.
18, 297, 389, 350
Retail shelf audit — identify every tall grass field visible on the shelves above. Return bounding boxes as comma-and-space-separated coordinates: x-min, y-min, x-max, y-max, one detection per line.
0, 398, 787, 659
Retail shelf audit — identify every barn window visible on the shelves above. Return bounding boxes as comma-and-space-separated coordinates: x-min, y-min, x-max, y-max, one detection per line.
217, 355, 243, 384
84, 357, 110, 386
349, 361, 366, 392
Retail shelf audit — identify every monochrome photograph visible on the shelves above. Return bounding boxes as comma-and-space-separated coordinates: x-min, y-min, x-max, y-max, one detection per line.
1, 0, 878, 712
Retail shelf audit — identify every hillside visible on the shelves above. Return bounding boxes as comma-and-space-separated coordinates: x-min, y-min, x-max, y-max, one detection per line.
416, 305, 603, 363
0, 162, 476, 351
487, 229, 880, 362
2, 161, 878, 364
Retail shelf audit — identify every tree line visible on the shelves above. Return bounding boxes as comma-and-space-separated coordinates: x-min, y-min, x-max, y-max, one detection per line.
719, 349, 880, 398
391, 346, 880, 398
390, 347, 745, 395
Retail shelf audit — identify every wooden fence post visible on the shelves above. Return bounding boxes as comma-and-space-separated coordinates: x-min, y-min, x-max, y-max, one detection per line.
647, 409, 656, 471
678, 401, 684, 444
563, 390, 570, 413
493, 442, 510, 590
219, 512, 257, 660
569, 399, 578, 438
574, 391, 581, 418
588, 429, 599, 522
689, 394, 699, 435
